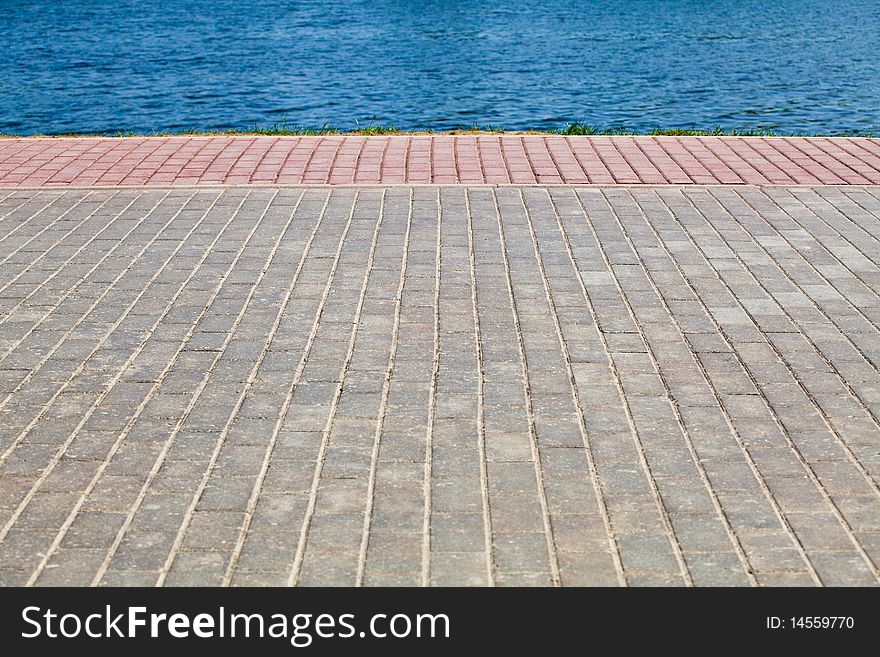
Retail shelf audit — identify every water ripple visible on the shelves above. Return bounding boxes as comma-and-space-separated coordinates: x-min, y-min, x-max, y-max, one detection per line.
1, 0, 878, 134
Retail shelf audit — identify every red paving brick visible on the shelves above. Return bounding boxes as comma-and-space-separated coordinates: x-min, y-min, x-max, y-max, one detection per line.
1, 135, 879, 187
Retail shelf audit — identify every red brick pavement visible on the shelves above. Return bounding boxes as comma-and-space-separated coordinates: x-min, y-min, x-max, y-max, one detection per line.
1, 135, 879, 186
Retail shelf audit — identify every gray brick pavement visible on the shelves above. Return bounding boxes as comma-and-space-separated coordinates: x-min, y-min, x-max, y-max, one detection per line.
0, 185, 878, 586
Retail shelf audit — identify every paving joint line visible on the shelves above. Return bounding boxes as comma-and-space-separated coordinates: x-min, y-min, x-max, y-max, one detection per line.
27, 190, 264, 585
705, 187, 880, 492
490, 188, 562, 586
650, 186, 875, 581
355, 188, 414, 586
287, 189, 382, 585
0, 189, 210, 544
420, 187, 441, 587
519, 187, 627, 585
463, 188, 497, 586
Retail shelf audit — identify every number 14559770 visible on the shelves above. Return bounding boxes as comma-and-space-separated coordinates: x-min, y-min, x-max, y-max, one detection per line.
766, 617, 854, 630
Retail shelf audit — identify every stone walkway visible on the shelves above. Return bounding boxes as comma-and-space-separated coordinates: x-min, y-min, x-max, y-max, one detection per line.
2, 135, 880, 186
0, 137, 879, 587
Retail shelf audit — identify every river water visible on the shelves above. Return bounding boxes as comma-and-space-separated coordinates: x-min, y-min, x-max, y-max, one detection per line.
1, 0, 878, 134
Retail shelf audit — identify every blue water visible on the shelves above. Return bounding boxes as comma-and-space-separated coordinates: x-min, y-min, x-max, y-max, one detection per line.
1, 0, 878, 135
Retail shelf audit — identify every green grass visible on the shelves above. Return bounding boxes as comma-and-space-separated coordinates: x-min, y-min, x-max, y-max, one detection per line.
155, 121, 342, 136
551, 122, 876, 137
152, 118, 403, 137
352, 119, 400, 135
2, 121, 876, 138
207, 121, 340, 136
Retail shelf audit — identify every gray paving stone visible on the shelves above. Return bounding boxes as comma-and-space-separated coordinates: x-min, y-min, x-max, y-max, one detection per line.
738, 529, 808, 570
431, 513, 487, 553
617, 534, 681, 574
429, 552, 489, 586
164, 551, 230, 586
557, 550, 620, 586
0, 185, 878, 587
